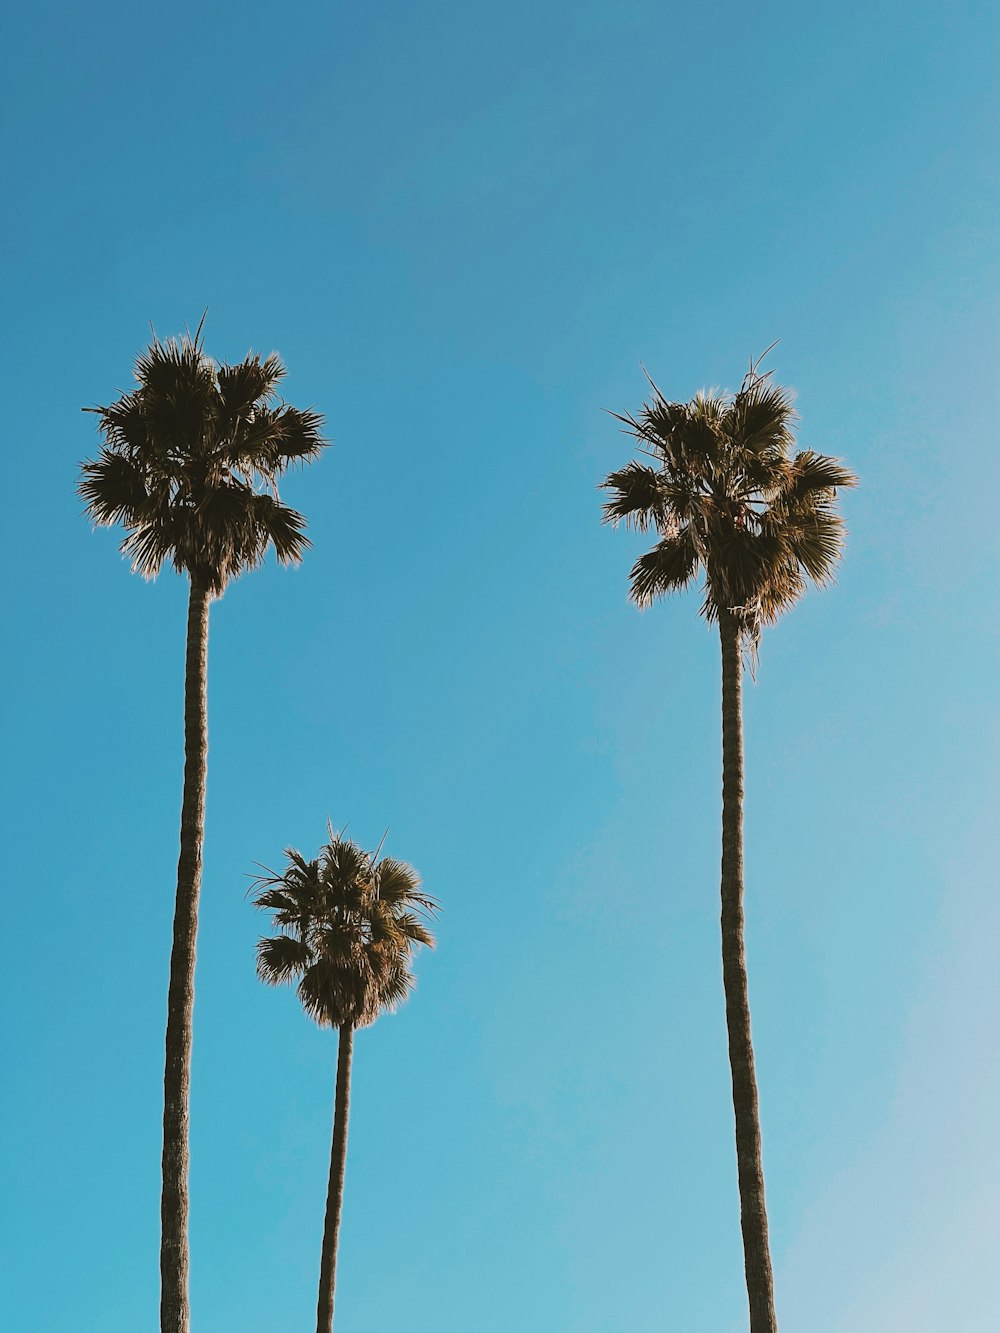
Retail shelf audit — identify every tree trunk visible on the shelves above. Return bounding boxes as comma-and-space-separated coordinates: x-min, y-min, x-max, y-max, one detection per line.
317, 1025, 354, 1333
160, 580, 211, 1333
719, 610, 777, 1332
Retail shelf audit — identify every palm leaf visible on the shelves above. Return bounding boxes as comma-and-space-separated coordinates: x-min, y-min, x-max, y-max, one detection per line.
216, 353, 285, 417
601, 462, 667, 530
629, 529, 700, 608
778, 450, 857, 500
78, 450, 154, 527
723, 379, 796, 456
257, 933, 313, 985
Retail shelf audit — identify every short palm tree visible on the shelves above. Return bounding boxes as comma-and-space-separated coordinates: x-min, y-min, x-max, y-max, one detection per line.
602, 359, 854, 1332
253, 834, 437, 1333
79, 325, 327, 1333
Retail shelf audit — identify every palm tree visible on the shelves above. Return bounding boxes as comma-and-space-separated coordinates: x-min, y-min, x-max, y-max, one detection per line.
78, 325, 328, 1333
601, 358, 854, 1332
253, 833, 437, 1333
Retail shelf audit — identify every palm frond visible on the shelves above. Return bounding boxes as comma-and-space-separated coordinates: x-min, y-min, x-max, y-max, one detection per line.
133, 337, 218, 449
374, 857, 435, 910
637, 395, 725, 476
134, 334, 217, 401
363, 963, 413, 1021
219, 404, 326, 479
297, 962, 351, 1028
245, 493, 311, 566
781, 507, 846, 584
390, 910, 436, 949
270, 405, 328, 465
323, 838, 372, 888
118, 511, 180, 581
601, 462, 667, 530
629, 529, 700, 608
724, 379, 797, 457
257, 933, 313, 985
78, 450, 154, 527
216, 353, 286, 417
253, 885, 306, 920
778, 450, 857, 500
89, 392, 152, 456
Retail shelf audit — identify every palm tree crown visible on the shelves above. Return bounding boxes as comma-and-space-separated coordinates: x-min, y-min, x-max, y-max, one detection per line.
253, 836, 437, 1029
79, 327, 328, 594
602, 361, 855, 640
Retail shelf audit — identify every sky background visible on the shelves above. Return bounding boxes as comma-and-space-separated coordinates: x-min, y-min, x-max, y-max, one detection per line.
2, 1, 999, 1329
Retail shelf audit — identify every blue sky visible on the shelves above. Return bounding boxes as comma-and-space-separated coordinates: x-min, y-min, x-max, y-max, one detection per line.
2, 1, 998, 1329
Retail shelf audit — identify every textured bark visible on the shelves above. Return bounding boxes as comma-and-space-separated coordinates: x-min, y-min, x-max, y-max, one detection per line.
316, 1025, 354, 1333
719, 611, 777, 1333
160, 580, 210, 1333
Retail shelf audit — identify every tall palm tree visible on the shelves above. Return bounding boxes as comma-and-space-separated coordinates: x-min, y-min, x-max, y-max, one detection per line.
253, 833, 437, 1333
78, 326, 327, 1333
602, 359, 854, 1332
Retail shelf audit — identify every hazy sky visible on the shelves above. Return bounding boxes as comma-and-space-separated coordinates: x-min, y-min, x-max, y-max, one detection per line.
3, 2, 998, 1329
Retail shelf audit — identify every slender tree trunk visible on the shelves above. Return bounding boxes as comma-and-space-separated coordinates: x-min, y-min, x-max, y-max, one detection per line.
719, 611, 777, 1333
316, 1025, 354, 1333
160, 579, 211, 1333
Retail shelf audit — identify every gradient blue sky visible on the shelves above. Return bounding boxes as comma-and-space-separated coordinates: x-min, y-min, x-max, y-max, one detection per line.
3, 2, 998, 1329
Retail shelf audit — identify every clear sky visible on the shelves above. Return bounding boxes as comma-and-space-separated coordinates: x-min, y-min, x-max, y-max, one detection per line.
3, 2, 998, 1329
